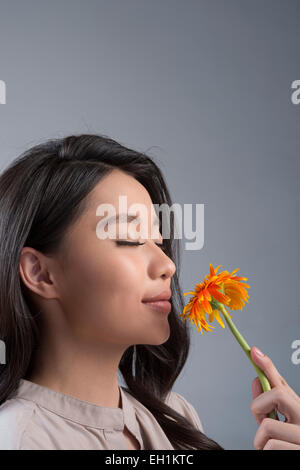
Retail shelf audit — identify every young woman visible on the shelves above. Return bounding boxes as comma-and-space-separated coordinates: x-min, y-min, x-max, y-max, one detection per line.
0, 134, 299, 450
0, 134, 222, 450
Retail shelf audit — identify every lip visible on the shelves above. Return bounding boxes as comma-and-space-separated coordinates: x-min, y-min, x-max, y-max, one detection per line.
142, 300, 172, 314
142, 289, 172, 303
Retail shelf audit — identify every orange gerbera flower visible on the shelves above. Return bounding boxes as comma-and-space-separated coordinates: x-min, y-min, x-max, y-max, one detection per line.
180, 263, 276, 420
180, 263, 250, 334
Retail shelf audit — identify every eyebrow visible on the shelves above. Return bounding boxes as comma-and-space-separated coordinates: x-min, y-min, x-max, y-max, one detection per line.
99, 212, 160, 226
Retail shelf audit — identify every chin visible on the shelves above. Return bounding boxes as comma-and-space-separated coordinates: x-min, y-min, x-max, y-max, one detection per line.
142, 330, 171, 346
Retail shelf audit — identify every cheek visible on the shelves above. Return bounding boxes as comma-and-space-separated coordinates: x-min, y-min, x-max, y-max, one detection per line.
60, 247, 146, 337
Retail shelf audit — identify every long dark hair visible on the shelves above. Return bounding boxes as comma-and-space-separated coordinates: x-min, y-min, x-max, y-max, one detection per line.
0, 134, 223, 450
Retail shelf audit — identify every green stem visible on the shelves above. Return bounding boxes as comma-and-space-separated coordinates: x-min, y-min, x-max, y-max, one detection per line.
218, 304, 277, 420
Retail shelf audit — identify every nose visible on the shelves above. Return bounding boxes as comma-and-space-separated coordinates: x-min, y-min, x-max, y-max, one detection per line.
161, 257, 176, 279
148, 244, 176, 280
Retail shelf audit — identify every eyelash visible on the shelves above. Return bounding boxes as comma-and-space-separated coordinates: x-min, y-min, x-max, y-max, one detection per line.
116, 241, 167, 252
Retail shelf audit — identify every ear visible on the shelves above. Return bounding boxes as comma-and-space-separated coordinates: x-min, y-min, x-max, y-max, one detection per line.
19, 247, 58, 300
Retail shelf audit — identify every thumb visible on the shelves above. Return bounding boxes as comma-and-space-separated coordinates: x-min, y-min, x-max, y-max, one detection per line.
252, 376, 263, 400
251, 376, 272, 425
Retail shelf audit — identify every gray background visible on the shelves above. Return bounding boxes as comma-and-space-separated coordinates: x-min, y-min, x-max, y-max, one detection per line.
0, 0, 299, 450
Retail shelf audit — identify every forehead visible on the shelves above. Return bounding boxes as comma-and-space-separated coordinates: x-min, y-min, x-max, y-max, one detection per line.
86, 169, 157, 220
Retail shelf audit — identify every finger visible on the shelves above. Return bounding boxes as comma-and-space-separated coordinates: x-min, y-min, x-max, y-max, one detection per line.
263, 439, 300, 450
252, 377, 268, 425
254, 418, 300, 449
251, 347, 300, 401
250, 347, 288, 389
251, 377, 277, 424
252, 377, 263, 400
251, 386, 300, 425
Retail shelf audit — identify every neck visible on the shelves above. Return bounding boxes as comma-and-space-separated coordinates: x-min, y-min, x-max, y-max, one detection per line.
25, 333, 129, 409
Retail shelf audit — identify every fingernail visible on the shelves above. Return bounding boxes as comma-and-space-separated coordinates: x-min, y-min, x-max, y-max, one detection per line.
254, 347, 265, 358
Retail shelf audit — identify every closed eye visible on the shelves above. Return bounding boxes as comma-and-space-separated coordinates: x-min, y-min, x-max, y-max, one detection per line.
115, 240, 167, 252
115, 241, 145, 246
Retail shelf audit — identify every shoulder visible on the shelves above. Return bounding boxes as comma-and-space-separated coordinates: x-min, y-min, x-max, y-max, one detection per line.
0, 397, 36, 450
121, 386, 204, 433
164, 390, 204, 433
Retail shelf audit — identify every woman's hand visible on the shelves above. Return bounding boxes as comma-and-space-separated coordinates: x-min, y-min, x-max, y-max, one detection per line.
250, 346, 300, 450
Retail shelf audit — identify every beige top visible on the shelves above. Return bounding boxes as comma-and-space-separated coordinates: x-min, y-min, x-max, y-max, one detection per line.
0, 379, 204, 450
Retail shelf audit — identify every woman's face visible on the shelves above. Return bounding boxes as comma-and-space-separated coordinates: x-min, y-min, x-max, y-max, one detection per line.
54, 169, 176, 347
